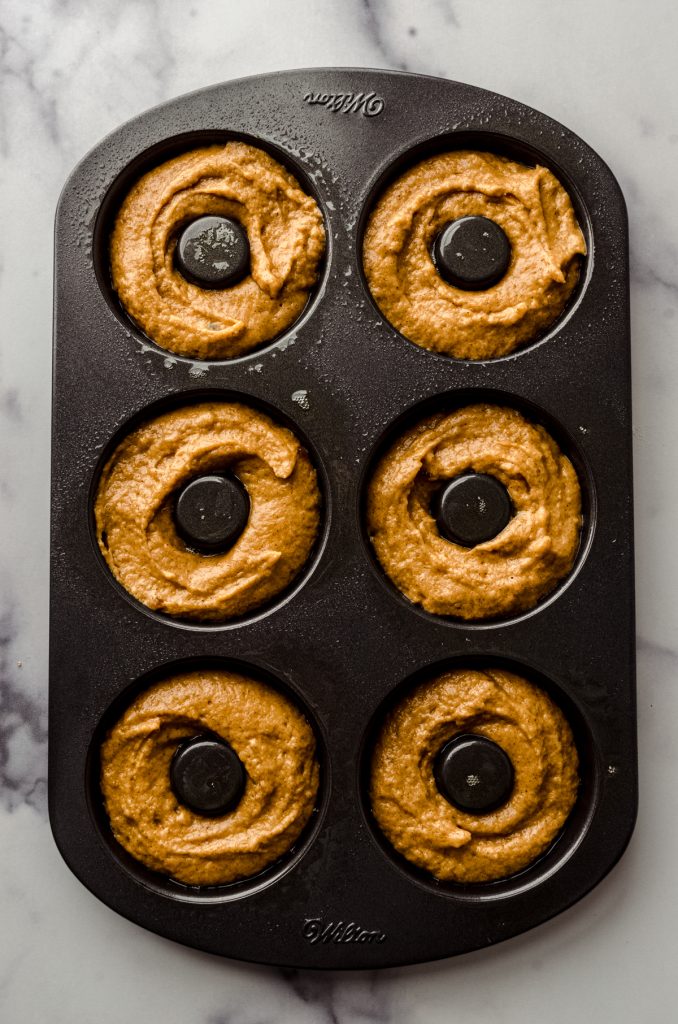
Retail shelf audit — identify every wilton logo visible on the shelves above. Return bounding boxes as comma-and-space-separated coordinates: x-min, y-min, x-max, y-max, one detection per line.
302, 91, 385, 117
302, 918, 387, 945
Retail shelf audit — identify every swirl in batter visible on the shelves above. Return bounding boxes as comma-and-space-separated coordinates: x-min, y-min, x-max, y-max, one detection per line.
94, 401, 321, 621
363, 150, 586, 359
101, 669, 320, 885
110, 142, 325, 358
366, 404, 582, 620
370, 667, 579, 883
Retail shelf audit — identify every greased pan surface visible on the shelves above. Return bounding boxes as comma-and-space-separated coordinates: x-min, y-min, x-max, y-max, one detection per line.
50, 68, 635, 969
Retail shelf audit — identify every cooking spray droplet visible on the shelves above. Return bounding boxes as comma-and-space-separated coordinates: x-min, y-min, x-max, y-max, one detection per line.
291, 390, 310, 411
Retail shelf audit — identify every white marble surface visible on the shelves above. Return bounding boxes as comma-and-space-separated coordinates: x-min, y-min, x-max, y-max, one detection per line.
1, 0, 677, 1019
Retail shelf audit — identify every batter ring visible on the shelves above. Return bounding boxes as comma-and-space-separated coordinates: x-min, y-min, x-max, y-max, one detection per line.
370, 667, 579, 883
110, 141, 325, 359
100, 669, 320, 886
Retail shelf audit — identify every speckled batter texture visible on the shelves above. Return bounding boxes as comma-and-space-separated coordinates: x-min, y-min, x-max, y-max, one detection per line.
110, 142, 325, 358
366, 403, 582, 620
94, 402, 320, 621
370, 667, 579, 883
100, 670, 319, 885
363, 150, 586, 359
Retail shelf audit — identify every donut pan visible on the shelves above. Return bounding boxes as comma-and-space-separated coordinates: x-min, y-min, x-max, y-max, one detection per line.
50, 68, 636, 969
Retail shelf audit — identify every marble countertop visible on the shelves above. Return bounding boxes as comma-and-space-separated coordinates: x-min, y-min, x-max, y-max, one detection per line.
2, 0, 676, 1020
